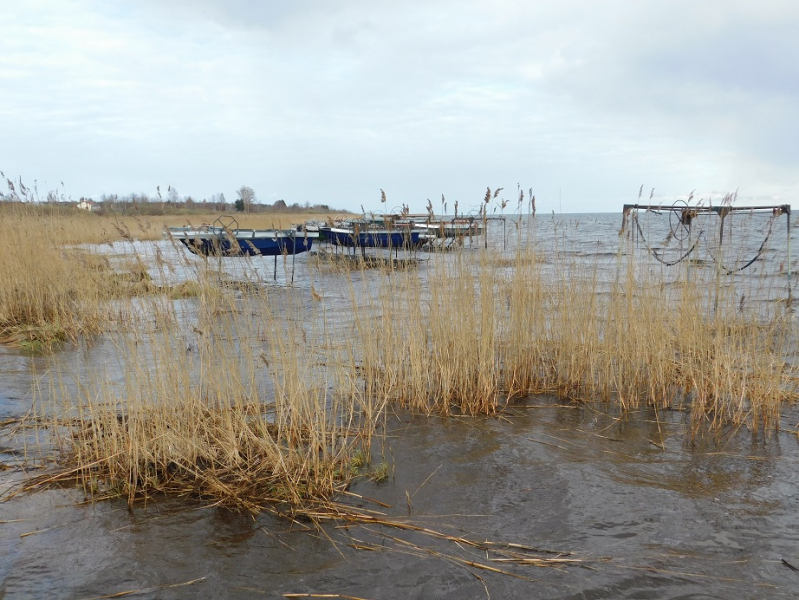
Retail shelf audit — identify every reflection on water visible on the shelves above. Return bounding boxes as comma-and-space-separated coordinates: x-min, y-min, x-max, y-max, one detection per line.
2, 213, 799, 598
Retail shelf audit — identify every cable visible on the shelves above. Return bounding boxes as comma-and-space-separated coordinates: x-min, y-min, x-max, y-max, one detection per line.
704, 214, 777, 275
631, 212, 702, 267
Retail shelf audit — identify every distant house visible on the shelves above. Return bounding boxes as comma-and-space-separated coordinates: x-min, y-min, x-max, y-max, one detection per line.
76, 199, 98, 211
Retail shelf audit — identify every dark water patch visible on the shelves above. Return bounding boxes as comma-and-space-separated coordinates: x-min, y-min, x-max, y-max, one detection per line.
2, 402, 798, 598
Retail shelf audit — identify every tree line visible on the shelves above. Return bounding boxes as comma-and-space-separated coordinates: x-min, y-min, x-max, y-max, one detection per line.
0, 177, 338, 215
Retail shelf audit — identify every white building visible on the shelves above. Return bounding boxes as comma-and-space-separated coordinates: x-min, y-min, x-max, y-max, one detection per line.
76, 199, 98, 211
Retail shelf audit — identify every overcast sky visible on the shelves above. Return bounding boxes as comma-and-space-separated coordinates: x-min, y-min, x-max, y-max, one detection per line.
1, 1, 796, 213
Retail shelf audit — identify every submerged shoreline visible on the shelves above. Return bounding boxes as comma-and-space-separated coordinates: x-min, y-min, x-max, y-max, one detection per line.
3, 400, 798, 598
2, 210, 798, 597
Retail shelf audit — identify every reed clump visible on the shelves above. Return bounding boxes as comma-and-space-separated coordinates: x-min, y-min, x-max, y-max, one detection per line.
17, 262, 380, 512
312, 249, 421, 273
356, 250, 509, 415
0, 207, 225, 347
7, 205, 798, 517
0, 207, 112, 345
353, 216, 798, 433
0, 202, 354, 244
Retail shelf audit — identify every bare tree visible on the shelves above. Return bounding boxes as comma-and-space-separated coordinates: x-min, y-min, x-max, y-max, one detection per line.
237, 186, 255, 213
168, 186, 179, 204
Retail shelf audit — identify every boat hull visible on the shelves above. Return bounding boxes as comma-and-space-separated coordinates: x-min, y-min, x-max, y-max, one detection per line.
169, 227, 316, 257
179, 236, 314, 257
323, 227, 421, 249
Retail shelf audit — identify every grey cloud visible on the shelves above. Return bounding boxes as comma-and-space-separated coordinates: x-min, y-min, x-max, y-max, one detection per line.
2, 1, 798, 211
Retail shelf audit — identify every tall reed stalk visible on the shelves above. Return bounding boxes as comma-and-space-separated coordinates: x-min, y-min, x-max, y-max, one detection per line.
5, 206, 796, 513
353, 215, 797, 432
0, 205, 112, 345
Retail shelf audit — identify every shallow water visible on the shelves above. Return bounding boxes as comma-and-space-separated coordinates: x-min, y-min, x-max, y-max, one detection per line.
2, 211, 799, 598
3, 403, 799, 598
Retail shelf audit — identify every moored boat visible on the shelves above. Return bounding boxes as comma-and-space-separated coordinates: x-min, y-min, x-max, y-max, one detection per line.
320, 225, 422, 249
168, 226, 317, 257
411, 219, 483, 238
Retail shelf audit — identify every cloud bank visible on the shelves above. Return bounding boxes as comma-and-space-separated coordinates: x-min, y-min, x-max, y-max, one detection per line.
1, 0, 796, 213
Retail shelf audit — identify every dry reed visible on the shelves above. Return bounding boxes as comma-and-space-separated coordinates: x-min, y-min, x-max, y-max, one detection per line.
351, 213, 797, 432
0, 205, 112, 346
3, 204, 797, 517
15, 266, 379, 512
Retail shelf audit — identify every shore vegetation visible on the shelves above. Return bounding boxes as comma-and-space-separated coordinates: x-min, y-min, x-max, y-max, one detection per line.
1, 201, 796, 515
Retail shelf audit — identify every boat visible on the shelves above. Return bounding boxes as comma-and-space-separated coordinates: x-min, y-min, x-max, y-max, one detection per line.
168, 225, 317, 257
321, 225, 422, 249
410, 219, 483, 238
362, 213, 484, 239
301, 222, 328, 241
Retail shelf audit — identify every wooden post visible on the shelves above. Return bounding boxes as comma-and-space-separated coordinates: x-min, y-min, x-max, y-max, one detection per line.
714, 209, 727, 313
291, 231, 296, 285
686, 218, 692, 285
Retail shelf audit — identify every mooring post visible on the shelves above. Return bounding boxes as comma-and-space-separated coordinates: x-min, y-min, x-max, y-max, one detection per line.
687, 218, 692, 285
216, 237, 222, 285
291, 231, 296, 285
714, 208, 728, 313
273, 254, 277, 281
787, 206, 792, 307
616, 208, 629, 288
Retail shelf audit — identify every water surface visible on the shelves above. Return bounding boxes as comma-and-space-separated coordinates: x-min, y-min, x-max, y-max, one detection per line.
2, 211, 799, 598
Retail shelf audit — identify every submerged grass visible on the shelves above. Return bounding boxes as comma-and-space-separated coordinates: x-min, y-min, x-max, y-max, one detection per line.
0, 207, 111, 345
0, 206, 225, 346
17, 273, 377, 513
1, 205, 797, 515
355, 215, 798, 432
312, 249, 423, 273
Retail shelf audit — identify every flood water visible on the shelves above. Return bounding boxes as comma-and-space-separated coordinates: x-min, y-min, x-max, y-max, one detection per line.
2, 211, 799, 598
